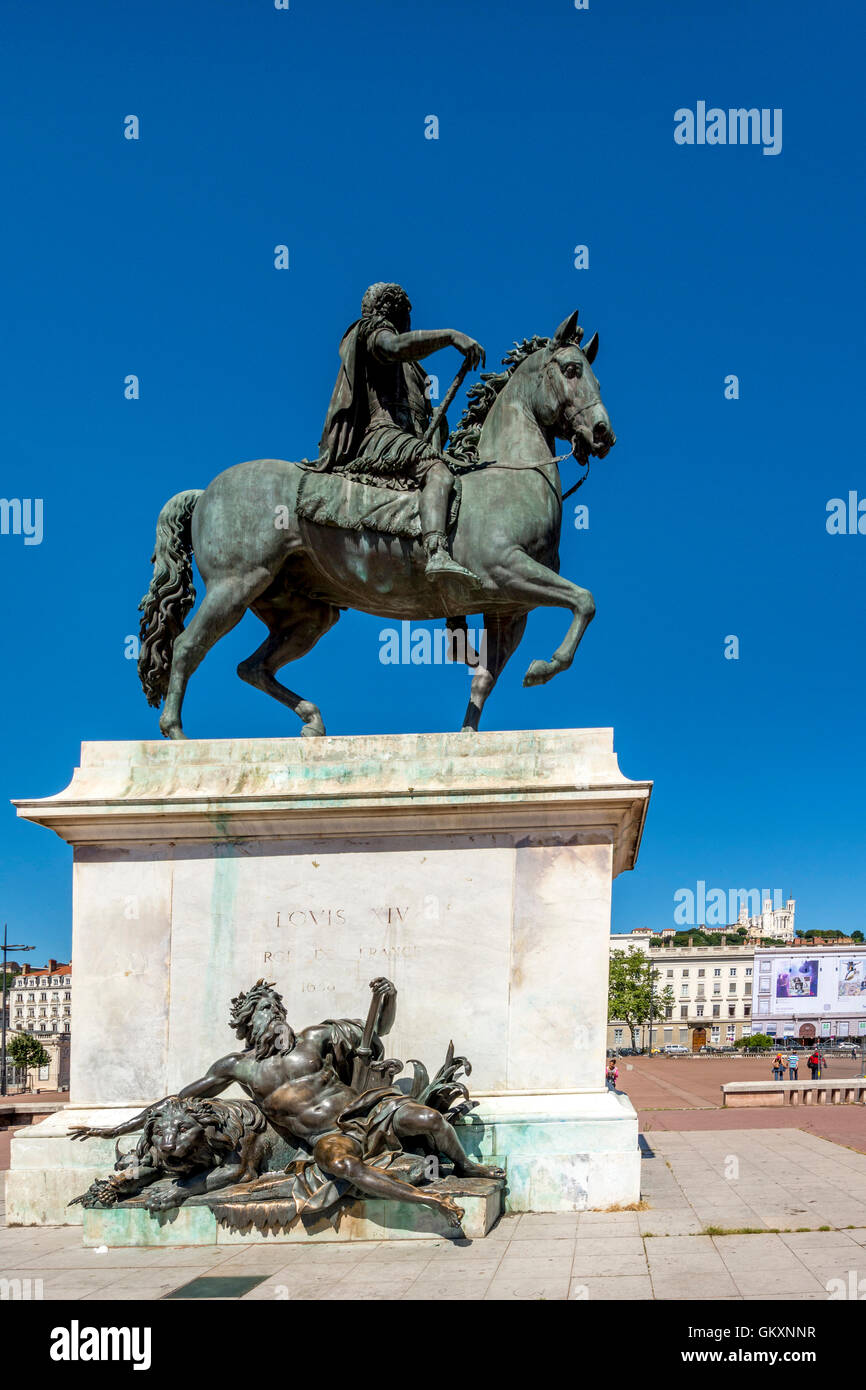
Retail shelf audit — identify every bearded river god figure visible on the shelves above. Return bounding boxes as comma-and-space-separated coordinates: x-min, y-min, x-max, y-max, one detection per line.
69, 978, 504, 1234
137, 291, 616, 739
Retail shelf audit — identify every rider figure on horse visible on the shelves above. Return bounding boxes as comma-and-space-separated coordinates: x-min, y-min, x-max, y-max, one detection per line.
315, 282, 485, 588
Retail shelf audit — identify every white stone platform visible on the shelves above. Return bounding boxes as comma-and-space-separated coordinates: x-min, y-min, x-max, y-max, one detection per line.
8, 728, 650, 1224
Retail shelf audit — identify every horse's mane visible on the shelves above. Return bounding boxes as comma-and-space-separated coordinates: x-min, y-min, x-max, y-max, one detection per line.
447, 335, 550, 467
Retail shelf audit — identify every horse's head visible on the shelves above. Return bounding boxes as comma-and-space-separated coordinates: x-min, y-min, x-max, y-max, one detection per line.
532, 310, 616, 465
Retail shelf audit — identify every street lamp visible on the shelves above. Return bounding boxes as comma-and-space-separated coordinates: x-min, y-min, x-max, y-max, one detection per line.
1, 925, 35, 1097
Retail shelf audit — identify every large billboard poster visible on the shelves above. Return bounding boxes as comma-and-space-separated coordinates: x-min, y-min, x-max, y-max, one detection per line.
757, 953, 866, 1019
774, 958, 818, 1000
837, 956, 866, 1004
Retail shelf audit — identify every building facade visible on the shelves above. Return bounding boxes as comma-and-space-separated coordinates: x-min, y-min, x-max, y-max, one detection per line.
5, 958, 72, 1090
609, 934, 756, 1050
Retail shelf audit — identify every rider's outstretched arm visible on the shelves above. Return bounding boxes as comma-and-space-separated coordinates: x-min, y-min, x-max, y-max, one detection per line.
375, 328, 455, 362
374, 329, 484, 370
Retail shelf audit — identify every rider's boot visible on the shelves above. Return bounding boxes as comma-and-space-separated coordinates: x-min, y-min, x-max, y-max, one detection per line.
423, 531, 481, 588
419, 466, 482, 589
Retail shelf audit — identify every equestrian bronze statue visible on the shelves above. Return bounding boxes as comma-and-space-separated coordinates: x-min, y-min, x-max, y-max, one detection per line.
137, 285, 616, 737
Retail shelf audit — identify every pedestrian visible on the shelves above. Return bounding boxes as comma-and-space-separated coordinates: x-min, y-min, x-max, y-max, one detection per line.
788, 1051, 799, 1080
771, 1052, 781, 1080
807, 1049, 820, 1080
606, 1059, 619, 1091
819, 1049, 827, 1075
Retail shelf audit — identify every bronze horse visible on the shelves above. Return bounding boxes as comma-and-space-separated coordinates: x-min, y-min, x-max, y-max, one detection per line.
138, 310, 615, 737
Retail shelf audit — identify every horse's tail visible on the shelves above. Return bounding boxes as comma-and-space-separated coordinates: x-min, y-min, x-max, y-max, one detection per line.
137, 489, 204, 708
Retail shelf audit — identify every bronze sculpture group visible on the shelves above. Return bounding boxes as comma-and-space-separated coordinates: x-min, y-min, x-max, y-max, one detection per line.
70, 977, 503, 1232
137, 284, 616, 738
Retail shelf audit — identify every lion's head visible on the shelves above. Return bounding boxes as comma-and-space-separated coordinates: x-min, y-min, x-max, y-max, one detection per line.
135, 1097, 252, 1173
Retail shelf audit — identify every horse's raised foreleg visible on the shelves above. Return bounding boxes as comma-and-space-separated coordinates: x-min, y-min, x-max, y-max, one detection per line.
460, 613, 527, 731
160, 569, 273, 739
238, 596, 339, 736
493, 553, 595, 687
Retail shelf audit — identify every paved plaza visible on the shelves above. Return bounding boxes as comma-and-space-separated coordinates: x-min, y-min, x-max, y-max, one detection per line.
3, 1125, 866, 1300
621, 1055, 866, 1151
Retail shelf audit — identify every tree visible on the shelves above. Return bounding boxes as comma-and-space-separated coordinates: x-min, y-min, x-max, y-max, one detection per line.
609, 949, 675, 1050
734, 1033, 774, 1051
851, 930, 864, 943
7, 1033, 51, 1091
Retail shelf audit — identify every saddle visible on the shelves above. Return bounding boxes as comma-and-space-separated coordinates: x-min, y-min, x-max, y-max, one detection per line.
296, 468, 461, 542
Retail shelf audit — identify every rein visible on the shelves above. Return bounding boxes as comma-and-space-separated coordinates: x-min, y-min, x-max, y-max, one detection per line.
458, 450, 591, 502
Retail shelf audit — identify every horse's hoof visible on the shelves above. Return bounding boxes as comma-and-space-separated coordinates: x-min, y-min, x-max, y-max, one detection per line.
300, 721, 325, 738
160, 722, 188, 740
523, 658, 557, 687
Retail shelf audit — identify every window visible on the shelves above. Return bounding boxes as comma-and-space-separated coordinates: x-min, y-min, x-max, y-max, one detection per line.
663, 1028, 673, 1043
696, 1004, 704, 1018
745, 967, 752, 977
729, 982, 736, 993
713, 983, 721, 994
728, 1005, 736, 1017
712, 1005, 720, 1018
713, 968, 721, 977
729, 968, 737, 977
681, 983, 689, 994
711, 1026, 721, 1042
697, 968, 705, 977
726, 1024, 736, 1043
745, 983, 752, 996
666, 970, 673, 978
614, 1028, 623, 1043
680, 1006, 688, 1019
665, 1006, 673, 1020
744, 1005, 751, 1017
682, 969, 690, 978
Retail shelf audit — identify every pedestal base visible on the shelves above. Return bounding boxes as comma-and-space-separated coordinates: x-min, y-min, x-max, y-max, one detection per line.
10, 729, 650, 1234
457, 1089, 640, 1212
5, 1091, 641, 1226
80, 1176, 502, 1246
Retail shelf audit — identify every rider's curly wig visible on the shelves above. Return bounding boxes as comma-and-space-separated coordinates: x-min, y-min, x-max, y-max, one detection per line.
361, 281, 411, 322
230, 980, 296, 1060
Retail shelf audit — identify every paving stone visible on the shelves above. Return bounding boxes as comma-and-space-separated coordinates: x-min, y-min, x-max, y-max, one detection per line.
570, 1275, 654, 1300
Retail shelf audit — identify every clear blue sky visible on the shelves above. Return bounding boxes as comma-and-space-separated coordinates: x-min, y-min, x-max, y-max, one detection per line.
0, 0, 863, 961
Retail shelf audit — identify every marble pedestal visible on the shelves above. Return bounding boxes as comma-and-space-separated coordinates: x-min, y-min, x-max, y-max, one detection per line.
8, 728, 650, 1225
